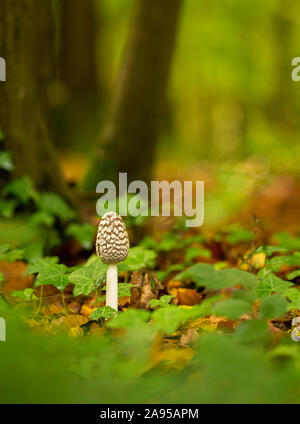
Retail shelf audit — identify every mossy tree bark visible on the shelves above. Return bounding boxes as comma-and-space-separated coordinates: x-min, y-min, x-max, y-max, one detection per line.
0, 0, 73, 203
84, 0, 183, 189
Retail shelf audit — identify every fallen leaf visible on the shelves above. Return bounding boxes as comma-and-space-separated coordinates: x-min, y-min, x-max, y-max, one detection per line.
179, 328, 199, 347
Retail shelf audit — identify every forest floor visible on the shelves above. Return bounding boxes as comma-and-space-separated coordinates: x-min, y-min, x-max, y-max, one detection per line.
0, 160, 300, 404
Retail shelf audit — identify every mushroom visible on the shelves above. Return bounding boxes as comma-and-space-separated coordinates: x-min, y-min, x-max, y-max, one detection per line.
96, 212, 130, 311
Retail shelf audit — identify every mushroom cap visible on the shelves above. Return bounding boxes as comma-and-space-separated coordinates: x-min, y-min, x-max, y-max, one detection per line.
96, 212, 130, 264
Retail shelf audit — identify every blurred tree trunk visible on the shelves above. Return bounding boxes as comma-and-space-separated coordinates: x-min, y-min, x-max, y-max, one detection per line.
269, 0, 295, 132
0, 0, 73, 204
84, 0, 183, 189
52, 0, 102, 149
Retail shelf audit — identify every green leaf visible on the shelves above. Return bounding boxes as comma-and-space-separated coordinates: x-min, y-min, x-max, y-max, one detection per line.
22, 243, 44, 263
176, 263, 216, 287
89, 306, 117, 320
224, 224, 253, 244
209, 268, 258, 290
0, 151, 13, 171
39, 193, 75, 221
273, 232, 300, 251
29, 211, 55, 227
176, 264, 258, 290
0, 199, 17, 218
254, 245, 287, 256
287, 270, 300, 280
0, 248, 24, 262
11, 288, 37, 302
256, 271, 292, 298
4, 177, 38, 204
117, 283, 133, 298
152, 305, 209, 335
66, 223, 96, 250
156, 263, 185, 282
69, 260, 107, 296
0, 129, 4, 141
284, 288, 300, 311
232, 290, 257, 304
26, 257, 59, 275
0, 245, 10, 254
259, 294, 287, 319
157, 233, 181, 252
106, 309, 150, 329
149, 295, 175, 308
35, 263, 69, 291
0, 273, 4, 283
213, 299, 252, 319
185, 246, 211, 262
234, 319, 269, 343
120, 246, 157, 272
267, 253, 300, 272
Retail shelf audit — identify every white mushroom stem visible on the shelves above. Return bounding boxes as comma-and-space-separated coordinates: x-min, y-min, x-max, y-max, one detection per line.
106, 264, 118, 311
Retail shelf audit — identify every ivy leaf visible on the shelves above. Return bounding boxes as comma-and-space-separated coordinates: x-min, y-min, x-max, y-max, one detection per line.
106, 309, 150, 329
0, 247, 24, 262
119, 246, 157, 272
101, 283, 133, 299
213, 299, 252, 319
117, 283, 133, 298
11, 288, 37, 302
22, 243, 44, 263
26, 257, 59, 275
35, 263, 69, 291
69, 260, 107, 296
285, 288, 300, 311
89, 306, 117, 321
259, 294, 287, 319
256, 271, 292, 298
150, 295, 175, 308
66, 223, 96, 250
287, 270, 300, 280
254, 246, 287, 256
39, 193, 75, 221
267, 253, 300, 272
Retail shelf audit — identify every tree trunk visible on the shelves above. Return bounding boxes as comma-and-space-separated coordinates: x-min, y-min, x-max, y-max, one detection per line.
84, 0, 183, 189
53, 0, 102, 149
0, 0, 73, 203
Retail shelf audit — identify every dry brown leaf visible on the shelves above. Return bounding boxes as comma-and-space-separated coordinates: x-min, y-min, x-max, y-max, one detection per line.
81, 304, 95, 318
0, 261, 33, 295
175, 288, 202, 306
140, 274, 156, 310
69, 327, 84, 337
48, 314, 89, 334
179, 328, 199, 347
